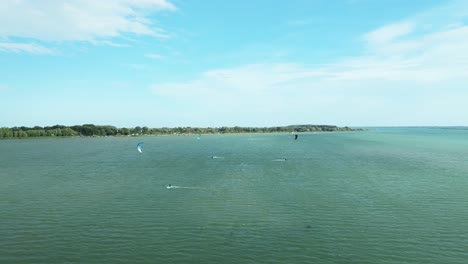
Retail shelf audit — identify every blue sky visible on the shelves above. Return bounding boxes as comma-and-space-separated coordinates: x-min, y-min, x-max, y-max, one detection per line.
1, 0, 467, 127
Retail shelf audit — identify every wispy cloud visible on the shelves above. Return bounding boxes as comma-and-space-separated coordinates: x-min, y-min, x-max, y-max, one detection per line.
128, 63, 146, 70
110, 81, 131, 89
363, 22, 415, 45
0, 0, 176, 53
145, 53, 163, 59
150, 1, 468, 126
0, 42, 55, 54
0, 84, 8, 92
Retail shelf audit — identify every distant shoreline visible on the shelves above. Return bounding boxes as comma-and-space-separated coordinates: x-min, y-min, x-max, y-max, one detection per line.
0, 124, 365, 139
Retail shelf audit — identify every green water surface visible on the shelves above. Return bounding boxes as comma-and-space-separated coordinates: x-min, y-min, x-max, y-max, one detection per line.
1, 128, 468, 263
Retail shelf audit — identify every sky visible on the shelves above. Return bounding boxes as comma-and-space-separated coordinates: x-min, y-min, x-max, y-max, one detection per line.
1, 0, 467, 128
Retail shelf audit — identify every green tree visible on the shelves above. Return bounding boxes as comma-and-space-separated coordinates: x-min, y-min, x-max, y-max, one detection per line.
120, 128, 130, 136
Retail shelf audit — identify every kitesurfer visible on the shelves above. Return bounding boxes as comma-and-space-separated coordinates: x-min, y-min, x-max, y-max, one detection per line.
137, 142, 144, 153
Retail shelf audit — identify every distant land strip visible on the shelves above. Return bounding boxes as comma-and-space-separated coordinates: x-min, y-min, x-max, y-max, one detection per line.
0, 124, 364, 138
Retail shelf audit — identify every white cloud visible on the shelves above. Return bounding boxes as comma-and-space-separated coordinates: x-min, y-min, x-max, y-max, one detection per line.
145, 53, 162, 59
0, 84, 8, 92
0, 0, 176, 47
363, 22, 415, 45
0, 42, 55, 54
110, 81, 131, 89
128, 63, 145, 70
150, 1, 468, 126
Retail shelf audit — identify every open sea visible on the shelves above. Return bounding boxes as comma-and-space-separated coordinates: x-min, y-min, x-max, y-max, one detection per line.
1, 128, 468, 264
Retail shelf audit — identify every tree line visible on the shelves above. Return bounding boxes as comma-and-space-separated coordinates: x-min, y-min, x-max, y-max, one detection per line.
0, 124, 363, 138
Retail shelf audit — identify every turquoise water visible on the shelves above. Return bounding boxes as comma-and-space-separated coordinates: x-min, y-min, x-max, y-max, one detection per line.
1, 128, 468, 263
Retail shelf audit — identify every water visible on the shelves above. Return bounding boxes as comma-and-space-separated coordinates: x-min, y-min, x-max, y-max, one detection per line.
1, 128, 468, 263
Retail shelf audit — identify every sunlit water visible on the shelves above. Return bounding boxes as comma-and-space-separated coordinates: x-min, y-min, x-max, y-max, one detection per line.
1, 128, 468, 263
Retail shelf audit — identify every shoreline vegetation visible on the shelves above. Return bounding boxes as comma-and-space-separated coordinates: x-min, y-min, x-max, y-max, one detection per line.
0, 124, 364, 139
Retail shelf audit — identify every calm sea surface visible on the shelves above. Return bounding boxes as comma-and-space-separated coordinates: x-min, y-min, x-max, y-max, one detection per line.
1, 128, 468, 263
